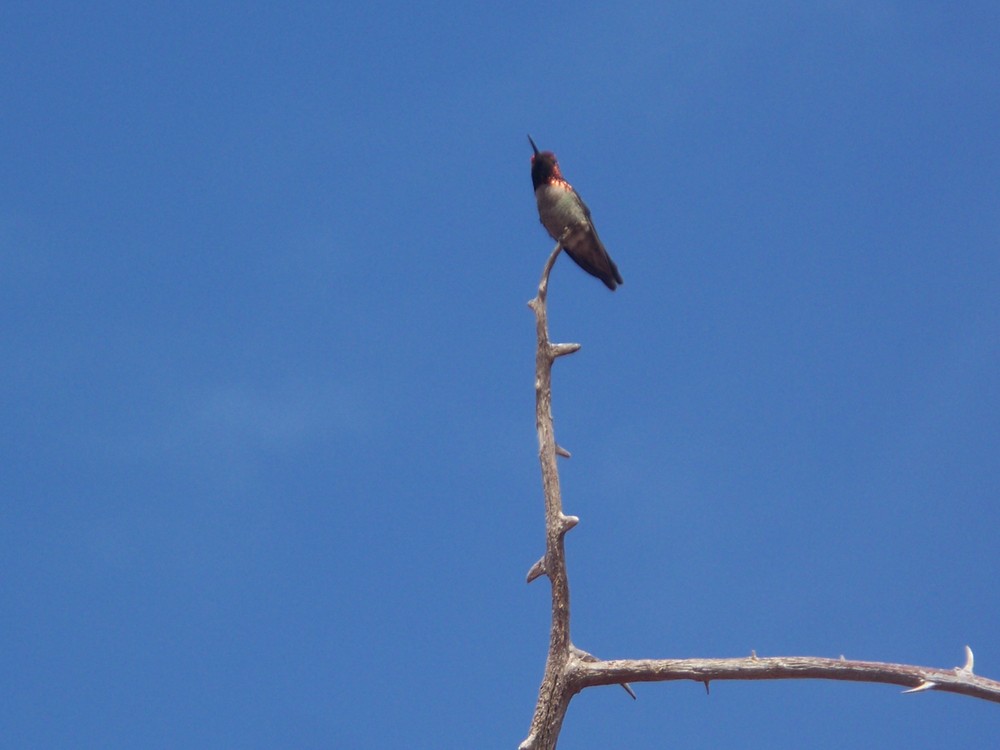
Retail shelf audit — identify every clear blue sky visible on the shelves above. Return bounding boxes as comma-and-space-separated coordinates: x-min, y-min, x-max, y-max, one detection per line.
3, 2, 999, 747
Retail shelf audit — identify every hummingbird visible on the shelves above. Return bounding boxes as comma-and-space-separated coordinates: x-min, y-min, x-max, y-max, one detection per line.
528, 135, 623, 291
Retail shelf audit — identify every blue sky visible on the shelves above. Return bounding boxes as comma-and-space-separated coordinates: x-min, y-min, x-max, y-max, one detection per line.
3, 2, 999, 747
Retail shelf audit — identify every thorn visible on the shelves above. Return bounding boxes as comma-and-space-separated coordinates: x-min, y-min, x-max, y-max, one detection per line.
558, 514, 579, 534
622, 682, 637, 700
704, 680, 711, 695
526, 557, 546, 583
958, 645, 975, 675
550, 342, 582, 358
902, 680, 937, 694
750, 650, 758, 660
555, 443, 572, 458
839, 655, 846, 661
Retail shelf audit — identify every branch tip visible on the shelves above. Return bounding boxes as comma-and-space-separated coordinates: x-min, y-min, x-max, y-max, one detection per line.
535, 242, 563, 300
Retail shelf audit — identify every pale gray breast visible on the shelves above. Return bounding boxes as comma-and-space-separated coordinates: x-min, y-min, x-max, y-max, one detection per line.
535, 184, 589, 240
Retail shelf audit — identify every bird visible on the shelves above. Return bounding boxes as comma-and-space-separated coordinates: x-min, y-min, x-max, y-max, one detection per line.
528, 135, 623, 291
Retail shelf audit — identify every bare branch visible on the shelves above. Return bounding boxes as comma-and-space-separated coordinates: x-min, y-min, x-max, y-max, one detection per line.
521, 243, 577, 750
519, 248, 999, 749
568, 648, 1000, 704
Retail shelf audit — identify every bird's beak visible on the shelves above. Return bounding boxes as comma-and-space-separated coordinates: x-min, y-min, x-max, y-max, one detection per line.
527, 134, 540, 156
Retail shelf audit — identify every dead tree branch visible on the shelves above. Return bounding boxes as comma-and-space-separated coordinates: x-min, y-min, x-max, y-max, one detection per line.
519, 247, 1000, 750
521, 242, 577, 750
574, 646, 1000, 704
